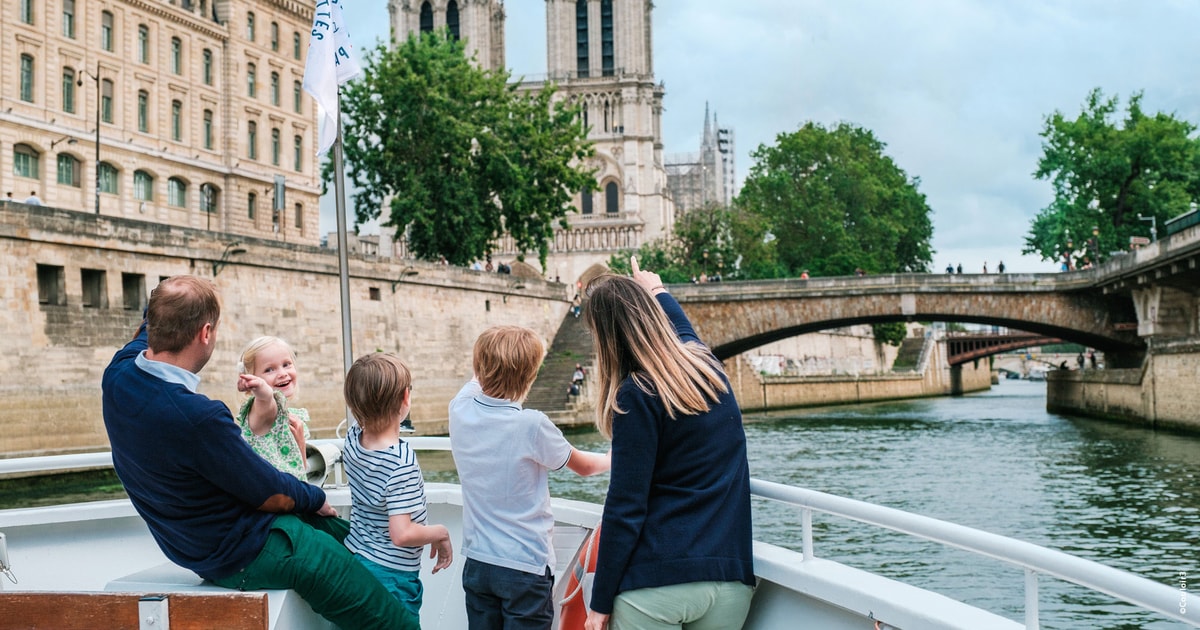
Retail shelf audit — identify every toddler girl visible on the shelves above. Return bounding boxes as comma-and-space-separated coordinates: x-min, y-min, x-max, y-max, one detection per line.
236, 336, 310, 480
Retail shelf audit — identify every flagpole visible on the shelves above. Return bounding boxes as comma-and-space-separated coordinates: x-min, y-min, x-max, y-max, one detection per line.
332, 102, 356, 426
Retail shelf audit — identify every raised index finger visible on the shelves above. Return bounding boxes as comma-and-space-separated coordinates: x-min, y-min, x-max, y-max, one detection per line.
631, 255, 640, 275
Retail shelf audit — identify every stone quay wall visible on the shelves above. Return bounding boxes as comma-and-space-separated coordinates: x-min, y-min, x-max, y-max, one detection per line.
1047, 337, 1200, 432
0, 203, 570, 457
728, 338, 992, 412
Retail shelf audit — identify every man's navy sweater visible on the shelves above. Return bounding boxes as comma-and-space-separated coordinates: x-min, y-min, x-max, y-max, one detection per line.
101, 322, 326, 580
588, 293, 755, 614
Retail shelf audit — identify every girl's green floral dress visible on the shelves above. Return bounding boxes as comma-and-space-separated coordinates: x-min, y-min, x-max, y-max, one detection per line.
236, 390, 311, 480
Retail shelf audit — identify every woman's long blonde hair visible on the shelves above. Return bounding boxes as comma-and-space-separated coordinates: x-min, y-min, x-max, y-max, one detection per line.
583, 274, 728, 438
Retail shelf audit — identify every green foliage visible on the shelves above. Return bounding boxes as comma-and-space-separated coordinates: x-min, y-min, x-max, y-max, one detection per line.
607, 203, 749, 283
1024, 88, 1200, 266
871, 322, 908, 347
737, 122, 935, 277
334, 32, 595, 267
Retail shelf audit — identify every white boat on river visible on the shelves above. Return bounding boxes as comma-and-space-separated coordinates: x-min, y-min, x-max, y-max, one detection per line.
0, 437, 1192, 629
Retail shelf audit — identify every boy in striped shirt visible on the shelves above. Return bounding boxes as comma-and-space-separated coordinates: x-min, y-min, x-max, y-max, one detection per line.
342, 352, 454, 619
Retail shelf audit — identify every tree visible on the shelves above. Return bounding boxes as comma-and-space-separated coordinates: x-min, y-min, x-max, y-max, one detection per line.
1024, 89, 1200, 266
335, 32, 595, 267
607, 203, 760, 283
737, 122, 934, 277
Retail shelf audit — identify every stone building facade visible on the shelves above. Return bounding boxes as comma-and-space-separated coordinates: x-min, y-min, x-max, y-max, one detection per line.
389, 0, 674, 284
0, 0, 321, 245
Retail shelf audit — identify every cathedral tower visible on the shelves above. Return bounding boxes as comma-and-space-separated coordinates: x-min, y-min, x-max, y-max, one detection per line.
389, 0, 506, 69
526, 0, 672, 282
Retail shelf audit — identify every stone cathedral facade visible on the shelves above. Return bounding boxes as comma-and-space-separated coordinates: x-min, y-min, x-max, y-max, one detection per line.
389, 0, 674, 284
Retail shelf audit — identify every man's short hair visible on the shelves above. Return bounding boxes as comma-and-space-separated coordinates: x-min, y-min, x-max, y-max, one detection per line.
147, 276, 220, 354
473, 326, 544, 402
344, 353, 412, 431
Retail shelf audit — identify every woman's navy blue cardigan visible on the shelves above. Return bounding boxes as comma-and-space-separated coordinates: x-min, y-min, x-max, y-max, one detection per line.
589, 292, 755, 614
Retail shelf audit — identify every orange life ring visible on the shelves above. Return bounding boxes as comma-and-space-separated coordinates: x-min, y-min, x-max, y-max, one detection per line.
558, 525, 601, 630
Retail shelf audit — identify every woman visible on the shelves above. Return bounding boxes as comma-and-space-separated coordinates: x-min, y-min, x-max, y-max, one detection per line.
582, 258, 755, 630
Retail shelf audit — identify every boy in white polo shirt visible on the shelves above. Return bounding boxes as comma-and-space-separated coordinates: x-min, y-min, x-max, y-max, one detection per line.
450, 325, 611, 630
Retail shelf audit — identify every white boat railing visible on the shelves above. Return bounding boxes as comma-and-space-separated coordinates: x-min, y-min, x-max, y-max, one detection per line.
3, 444, 1193, 628
750, 478, 1194, 629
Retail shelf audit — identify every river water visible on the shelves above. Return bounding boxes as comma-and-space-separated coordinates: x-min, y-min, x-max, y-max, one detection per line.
544, 379, 1198, 629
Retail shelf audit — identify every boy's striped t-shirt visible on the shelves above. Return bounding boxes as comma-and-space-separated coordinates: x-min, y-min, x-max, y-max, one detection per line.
343, 425, 428, 572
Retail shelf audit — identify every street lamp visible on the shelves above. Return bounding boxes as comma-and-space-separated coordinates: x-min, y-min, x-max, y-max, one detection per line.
77, 62, 101, 215
49, 136, 77, 150
1137, 214, 1158, 242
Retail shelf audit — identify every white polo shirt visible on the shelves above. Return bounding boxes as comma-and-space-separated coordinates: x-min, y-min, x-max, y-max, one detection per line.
449, 380, 573, 576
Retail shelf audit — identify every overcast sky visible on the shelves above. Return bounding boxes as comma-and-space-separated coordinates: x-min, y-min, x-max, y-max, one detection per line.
325, 0, 1200, 273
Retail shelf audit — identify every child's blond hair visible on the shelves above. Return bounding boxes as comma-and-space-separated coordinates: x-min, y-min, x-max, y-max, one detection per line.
473, 326, 544, 402
344, 353, 412, 431
238, 336, 295, 375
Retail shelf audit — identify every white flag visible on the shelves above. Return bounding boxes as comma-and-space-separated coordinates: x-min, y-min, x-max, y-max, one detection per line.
302, 0, 363, 156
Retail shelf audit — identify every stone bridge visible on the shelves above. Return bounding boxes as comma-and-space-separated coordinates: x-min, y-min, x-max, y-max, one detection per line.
668, 273, 1142, 364
668, 223, 1200, 369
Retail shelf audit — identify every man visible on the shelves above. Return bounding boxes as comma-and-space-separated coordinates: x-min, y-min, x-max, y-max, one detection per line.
23, 191, 42, 205
101, 276, 418, 630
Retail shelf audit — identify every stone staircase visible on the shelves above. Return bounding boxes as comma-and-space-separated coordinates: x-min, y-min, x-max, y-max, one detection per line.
891, 336, 926, 372
526, 307, 594, 419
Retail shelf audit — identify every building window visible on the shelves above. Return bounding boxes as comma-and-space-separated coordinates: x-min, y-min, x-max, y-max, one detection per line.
101, 79, 114, 123
293, 135, 303, 172
38, 264, 66, 306
200, 183, 218, 213
57, 153, 81, 187
447, 1, 460, 40
581, 189, 593, 214
271, 128, 281, 165
122, 273, 146, 311
270, 72, 280, 106
601, 0, 614, 76
293, 81, 302, 113
167, 177, 187, 207
138, 25, 150, 64
270, 22, 279, 51
62, 67, 76, 113
81, 268, 108, 308
247, 63, 256, 98
101, 11, 114, 52
419, 1, 433, 33
369, 287, 381, 301
246, 12, 255, 41
62, 0, 75, 38
20, 0, 34, 24
20, 54, 35, 102
248, 191, 257, 220
137, 91, 149, 132
14, 144, 40, 179
171, 100, 183, 141
171, 37, 182, 74
203, 109, 214, 149
99, 162, 119, 193
605, 181, 619, 213
576, 0, 589, 78
293, 32, 301, 60
134, 170, 154, 201
202, 49, 213, 85
294, 202, 303, 229
247, 121, 258, 160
